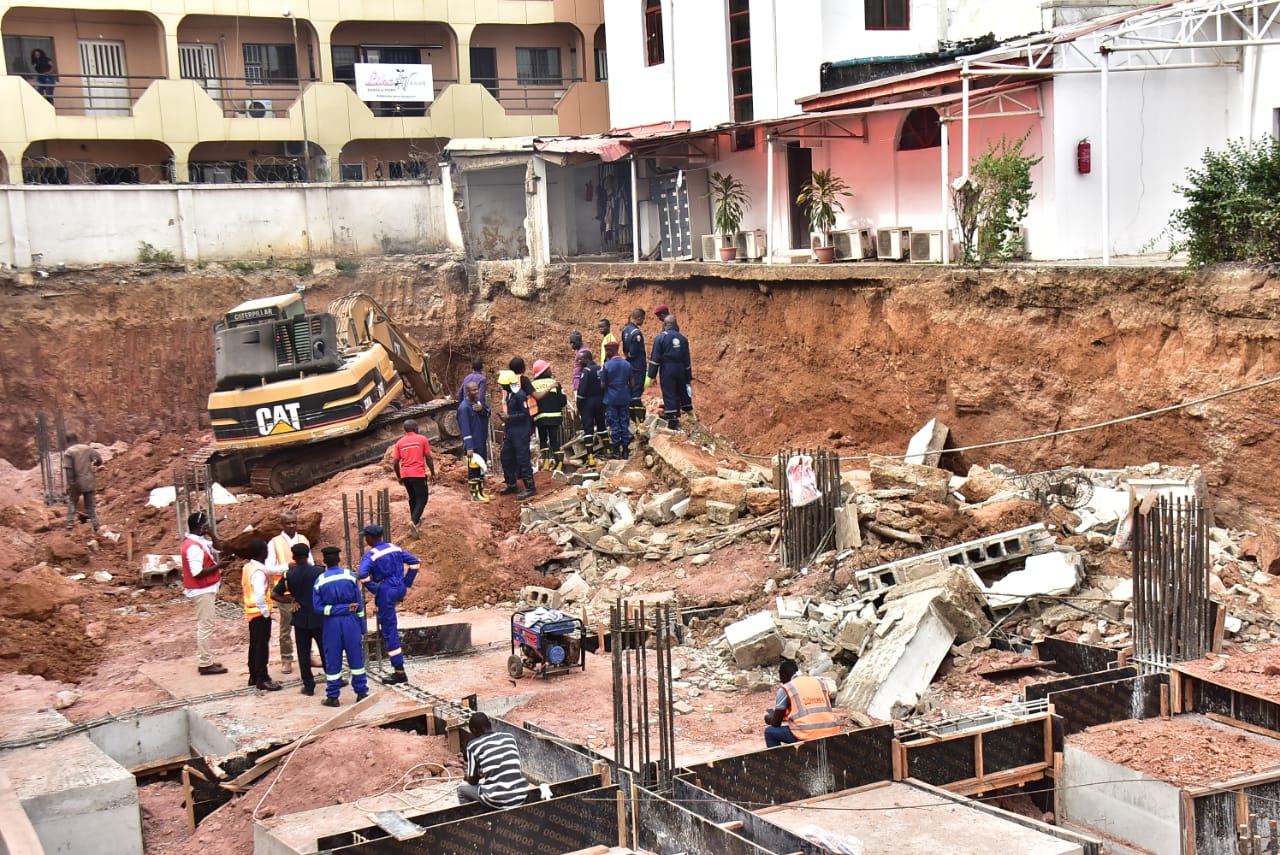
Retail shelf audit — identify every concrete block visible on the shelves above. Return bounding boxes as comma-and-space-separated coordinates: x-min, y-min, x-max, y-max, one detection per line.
532, 492, 581, 517
688, 477, 748, 516
567, 523, 606, 547
905, 418, 950, 467
140, 554, 182, 586
958, 465, 1011, 503
868, 454, 950, 503
836, 591, 958, 720
884, 568, 992, 642
0, 733, 143, 855
745, 487, 780, 516
521, 586, 563, 609
607, 495, 635, 527
724, 611, 784, 668
643, 488, 688, 525
776, 596, 809, 620
835, 615, 872, 653
705, 499, 740, 525
834, 505, 862, 549
716, 466, 768, 486
556, 573, 591, 605
975, 549, 1083, 609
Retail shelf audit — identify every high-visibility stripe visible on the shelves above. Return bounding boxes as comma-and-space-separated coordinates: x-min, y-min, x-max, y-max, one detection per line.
783, 676, 840, 739
325, 671, 342, 681
351, 667, 366, 675
386, 648, 402, 658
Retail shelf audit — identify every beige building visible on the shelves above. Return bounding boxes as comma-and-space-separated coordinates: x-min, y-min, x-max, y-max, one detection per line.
0, 0, 608, 183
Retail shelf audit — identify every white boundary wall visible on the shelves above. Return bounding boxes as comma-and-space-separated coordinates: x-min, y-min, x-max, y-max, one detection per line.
0, 179, 462, 268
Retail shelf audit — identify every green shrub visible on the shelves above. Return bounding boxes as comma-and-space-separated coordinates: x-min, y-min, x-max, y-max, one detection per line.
137, 242, 175, 264
286, 261, 314, 276
1165, 136, 1280, 267
335, 258, 360, 276
953, 131, 1041, 264
226, 259, 271, 273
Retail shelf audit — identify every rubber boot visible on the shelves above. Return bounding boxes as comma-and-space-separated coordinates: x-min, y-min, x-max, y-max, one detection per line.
476, 482, 490, 503
386, 669, 408, 685
553, 450, 565, 472
517, 480, 538, 501
540, 446, 553, 471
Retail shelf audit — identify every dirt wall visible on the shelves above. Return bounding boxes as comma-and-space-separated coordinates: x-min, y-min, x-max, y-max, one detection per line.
3, 258, 1279, 524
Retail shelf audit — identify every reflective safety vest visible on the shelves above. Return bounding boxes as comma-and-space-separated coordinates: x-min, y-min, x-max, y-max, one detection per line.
270, 532, 309, 571
531, 376, 565, 421
241, 560, 273, 621
783, 676, 840, 740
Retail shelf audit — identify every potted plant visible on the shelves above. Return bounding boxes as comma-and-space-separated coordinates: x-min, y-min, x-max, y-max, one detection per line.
707, 171, 750, 262
796, 168, 852, 263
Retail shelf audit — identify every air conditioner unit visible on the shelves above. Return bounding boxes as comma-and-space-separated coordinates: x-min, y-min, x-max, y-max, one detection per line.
700, 234, 728, 261
737, 229, 766, 260
909, 230, 944, 263
1011, 226, 1029, 260
877, 227, 911, 261
830, 228, 874, 261
244, 99, 274, 118
282, 140, 307, 158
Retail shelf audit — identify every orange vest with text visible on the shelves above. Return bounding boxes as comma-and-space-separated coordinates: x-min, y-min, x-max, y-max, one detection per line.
783, 676, 840, 740
241, 560, 273, 621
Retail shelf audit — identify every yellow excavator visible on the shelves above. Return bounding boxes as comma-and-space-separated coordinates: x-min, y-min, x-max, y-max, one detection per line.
200, 290, 459, 494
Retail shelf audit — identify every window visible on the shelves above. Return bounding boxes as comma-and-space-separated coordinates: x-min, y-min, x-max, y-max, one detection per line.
729, 0, 752, 123
4, 35, 56, 76
331, 45, 357, 85
340, 163, 365, 181
389, 160, 431, 180
516, 47, 562, 85
897, 107, 940, 151
595, 47, 608, 81
644, 0, 664, 66
243, 43, 298, 84
865, 0, 909, 30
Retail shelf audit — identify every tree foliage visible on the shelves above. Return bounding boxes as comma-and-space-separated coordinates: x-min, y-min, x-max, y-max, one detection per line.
1165, 136, 1280, 268
952, 131, 1042, 264
707, 171, 750, 239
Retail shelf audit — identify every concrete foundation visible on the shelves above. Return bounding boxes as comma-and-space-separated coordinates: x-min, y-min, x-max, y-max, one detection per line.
1062, 745, 1182, 855
256, 783, 461, 855
89, 709, 190, 770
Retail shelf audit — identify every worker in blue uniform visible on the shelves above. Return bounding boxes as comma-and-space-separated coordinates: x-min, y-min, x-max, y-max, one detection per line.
621, 308, 647, 423
357, 524, 419, 684
496, 365, 538, 500
601, 340, 633, 459
312, 545, 369, 706
647, 313, 692, 431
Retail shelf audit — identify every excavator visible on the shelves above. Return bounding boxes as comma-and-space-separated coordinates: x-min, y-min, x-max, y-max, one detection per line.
199, 290, 460, 495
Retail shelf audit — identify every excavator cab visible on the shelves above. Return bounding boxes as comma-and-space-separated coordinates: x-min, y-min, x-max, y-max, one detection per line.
213, 294, 343, 391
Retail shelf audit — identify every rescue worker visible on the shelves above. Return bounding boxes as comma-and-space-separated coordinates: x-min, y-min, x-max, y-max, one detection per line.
457, 356, 487, 404
597, 318, 618, 365
601, 340, 633, 459
496, 365, 538, 500
647, 313, 693, 431
622, 308, 647, 423
273, 542, 325, 695
652, 303, 670, 325
182, 511, 229, 675
264, 511, 308, 674
313, 545, 370, 706
458, 380, 491, 502
530, 359, 567, 471
568, 331, 591, 393
357, 524, 419, 684
392, 420, 437, 532
62, 432, 103, 532
763, 660, 839, 747
575, 348, 608, 465
243, 537, 282, 692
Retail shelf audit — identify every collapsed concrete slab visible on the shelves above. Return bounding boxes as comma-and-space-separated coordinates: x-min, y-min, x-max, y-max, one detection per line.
725, 611, 784, 668
849, 524, 1055, 595
905, 418, 950, 468
868, 454, 951, 503
687, 477, 748, 517
975, 549, 1083, 609
883, 568, 992, 643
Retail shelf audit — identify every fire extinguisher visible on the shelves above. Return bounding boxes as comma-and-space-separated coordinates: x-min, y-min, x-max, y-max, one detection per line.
1077, 139, 1092, 175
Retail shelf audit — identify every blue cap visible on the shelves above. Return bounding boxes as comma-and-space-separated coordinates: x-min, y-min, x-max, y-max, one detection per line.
362, 524, 383, 537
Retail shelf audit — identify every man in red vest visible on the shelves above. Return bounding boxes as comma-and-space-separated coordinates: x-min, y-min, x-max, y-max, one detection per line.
764, 660, 840, 747
182, 511, 229, 675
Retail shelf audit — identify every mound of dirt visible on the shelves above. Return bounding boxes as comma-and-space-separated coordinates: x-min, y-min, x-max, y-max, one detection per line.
1, 565, 84, 620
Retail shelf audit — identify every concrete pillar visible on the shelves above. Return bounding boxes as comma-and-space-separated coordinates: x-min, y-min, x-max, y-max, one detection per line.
313, 21, 335, 83
168, 140, 193, 184
4, 187, 33, 267
455, 24, 474, 83
160, 15, 181, 80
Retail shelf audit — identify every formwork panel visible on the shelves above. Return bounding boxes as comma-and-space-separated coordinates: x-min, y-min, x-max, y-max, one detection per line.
1194, 792, 1236, 855
906, 734, 977, 786
1189, 678, 1280, 734
670, 778, 823, 855
636, 787, 798, 855
678, 726, 894, 806
982, 720, 1047, 775
1050, 674, 1162, 735
1024, 668, 1138, 703
1033, 638, 1120, 676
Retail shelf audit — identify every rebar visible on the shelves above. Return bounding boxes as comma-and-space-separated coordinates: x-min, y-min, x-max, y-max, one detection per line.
778, 448, 841, 571
610, 599, 676, 791
36, 412, 68, 507
1132, 496, 1210, 671
172, 459, 216, 541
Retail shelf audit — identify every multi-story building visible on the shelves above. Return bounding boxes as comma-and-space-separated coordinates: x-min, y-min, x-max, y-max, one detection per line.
0, 0, 608, 184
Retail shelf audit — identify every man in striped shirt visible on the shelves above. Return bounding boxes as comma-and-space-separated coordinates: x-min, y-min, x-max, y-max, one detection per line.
458, 713, 530, 809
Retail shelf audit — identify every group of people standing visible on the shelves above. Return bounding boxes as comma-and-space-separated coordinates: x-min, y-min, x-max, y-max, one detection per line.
182, 511, 419, 707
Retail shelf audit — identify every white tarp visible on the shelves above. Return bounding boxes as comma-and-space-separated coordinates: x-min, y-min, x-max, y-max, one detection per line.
354, 63, 435, 102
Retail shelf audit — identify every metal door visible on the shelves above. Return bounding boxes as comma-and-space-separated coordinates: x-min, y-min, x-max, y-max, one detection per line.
179, 43, 221, 103
78, 39, 128, 115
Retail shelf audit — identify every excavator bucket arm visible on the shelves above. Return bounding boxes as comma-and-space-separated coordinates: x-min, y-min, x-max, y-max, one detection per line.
328, 291, 443, 402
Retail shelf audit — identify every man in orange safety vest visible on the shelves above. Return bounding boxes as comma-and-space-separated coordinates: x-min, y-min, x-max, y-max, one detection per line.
764, 660, 839, 747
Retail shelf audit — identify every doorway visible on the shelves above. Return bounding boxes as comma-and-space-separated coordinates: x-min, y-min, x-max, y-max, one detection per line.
786, 143, 812, 250
79, 39, 128, 115
470, 47, 498, 97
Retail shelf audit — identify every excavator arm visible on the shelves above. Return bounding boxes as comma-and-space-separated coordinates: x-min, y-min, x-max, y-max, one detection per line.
328, 291, 443, 402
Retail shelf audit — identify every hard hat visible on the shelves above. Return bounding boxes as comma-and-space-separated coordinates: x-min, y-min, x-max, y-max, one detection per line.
532, 359, 551, 378
497, 369, 518, 386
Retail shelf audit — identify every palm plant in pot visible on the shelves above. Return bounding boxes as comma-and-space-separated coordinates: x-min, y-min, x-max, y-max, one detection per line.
797, 168, 852, 263
708, 171, 750, 262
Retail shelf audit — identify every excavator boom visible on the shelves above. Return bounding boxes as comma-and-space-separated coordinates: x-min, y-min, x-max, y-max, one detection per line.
328, 292, 442, 402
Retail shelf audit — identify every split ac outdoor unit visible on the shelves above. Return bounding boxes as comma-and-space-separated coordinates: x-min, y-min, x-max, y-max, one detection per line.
244, 99, 274, 118
700, 234, 728, 261
282, 141, 307, 158
909, 230, 945, 263
830, 228, 874, 261
737, 229, 766, 260
877, 227, 911, 261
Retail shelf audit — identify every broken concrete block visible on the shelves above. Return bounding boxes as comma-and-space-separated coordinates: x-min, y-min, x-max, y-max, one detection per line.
140, 554, 181, 586
608, 524, 640, 547
905, 418, 949, 467
958, 465, 1011, 504
724, 611, 783, 668
834, 504, 862, 550
705, 500, 740, 525
868, 454, 950, 503
776, 596, 809, 620
835, 615, 872, 653
745, 487, 780, 516
837, 590, 959, 720
883, 568, 992, 642
567, 523, 606, 547
688, 477, 748, 516
975, 548, 1083, 609
556, 573, 591, 605
594, 535, 624, 554
521, 586, 563, 608
1241, 529, 1280, 575
607, 495, 635, 527
643, 488, 689, 525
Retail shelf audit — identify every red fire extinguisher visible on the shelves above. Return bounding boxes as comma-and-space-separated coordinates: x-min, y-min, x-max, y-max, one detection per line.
1077, 139, 1092, 175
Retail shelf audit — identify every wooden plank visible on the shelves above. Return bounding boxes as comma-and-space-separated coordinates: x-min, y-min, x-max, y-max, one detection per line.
891, 738, 903, 781
1182, 790, 1196, 855
129, 753, 194, 777
974, 732, 985, 781
1161, 683, 1170, 719
943, 762, 1050, 797
1053, 752, 1064, 822
182, 767, 197, 833
1212, 606, 1227, 654
1204, 712, 1280, 742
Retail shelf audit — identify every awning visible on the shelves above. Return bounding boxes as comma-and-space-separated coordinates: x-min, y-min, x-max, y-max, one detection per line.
534, 121, 691, 163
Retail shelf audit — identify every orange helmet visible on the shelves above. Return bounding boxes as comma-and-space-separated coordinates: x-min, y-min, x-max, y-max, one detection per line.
532, 359, 552, 378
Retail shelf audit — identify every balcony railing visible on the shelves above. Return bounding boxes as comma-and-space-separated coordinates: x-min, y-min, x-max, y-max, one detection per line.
21, 74, 162, 116
474, 76, 581, 112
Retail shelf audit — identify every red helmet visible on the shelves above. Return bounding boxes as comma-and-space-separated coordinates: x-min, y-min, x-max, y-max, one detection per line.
532, 359, 552, 378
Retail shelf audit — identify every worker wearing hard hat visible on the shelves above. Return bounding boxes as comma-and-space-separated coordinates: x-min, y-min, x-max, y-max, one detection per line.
496, 361, 538, 500
530, 359, 567, 472
357, 523, 419, 685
